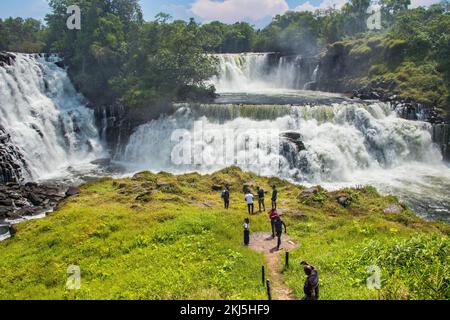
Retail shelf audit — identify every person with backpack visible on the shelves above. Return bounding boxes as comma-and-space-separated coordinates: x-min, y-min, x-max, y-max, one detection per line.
271, 185, 278, 209
245, 191, 254, 214
273, 214, 286, 251
256, 186, 265, 212
300, 261, 319, 300
243, 218, 250, 246
221, 187, 230, 209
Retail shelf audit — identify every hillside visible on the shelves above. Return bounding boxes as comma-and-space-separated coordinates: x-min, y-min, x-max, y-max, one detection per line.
0, 167, 448, 300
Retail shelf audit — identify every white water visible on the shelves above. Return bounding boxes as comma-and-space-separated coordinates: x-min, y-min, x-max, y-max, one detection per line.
0, 53, 105, 181
119, 53, 450, 221
211, 53, 309, 92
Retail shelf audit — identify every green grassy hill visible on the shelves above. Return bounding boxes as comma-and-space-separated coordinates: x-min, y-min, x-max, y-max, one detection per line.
0, 167, 448, 300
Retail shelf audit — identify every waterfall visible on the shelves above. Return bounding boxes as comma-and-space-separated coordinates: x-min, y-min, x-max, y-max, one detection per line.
120, 102, 442, 180
210, 53, 315, 92
0, 53, 105, 181
120, 101, 450, 220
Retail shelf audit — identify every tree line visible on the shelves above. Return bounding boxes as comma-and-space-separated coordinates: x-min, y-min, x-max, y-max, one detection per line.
0, 0, 449, 114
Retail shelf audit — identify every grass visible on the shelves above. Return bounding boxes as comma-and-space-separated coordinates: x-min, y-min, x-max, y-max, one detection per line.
0, 167, 448, 300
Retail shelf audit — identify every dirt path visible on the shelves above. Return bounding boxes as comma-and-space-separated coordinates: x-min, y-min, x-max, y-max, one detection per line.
249, 232, 299, 300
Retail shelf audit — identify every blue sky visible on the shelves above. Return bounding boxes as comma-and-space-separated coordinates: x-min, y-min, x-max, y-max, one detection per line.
0, 0, 440, 28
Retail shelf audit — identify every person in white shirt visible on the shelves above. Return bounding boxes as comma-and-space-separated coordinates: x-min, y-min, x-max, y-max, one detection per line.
245, 192, 254, 214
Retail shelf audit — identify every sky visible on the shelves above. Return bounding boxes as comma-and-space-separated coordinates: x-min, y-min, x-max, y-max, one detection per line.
0, 0, 443, 28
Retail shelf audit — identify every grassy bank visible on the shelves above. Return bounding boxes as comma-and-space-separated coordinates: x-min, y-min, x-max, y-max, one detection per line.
0, 167, 448, 300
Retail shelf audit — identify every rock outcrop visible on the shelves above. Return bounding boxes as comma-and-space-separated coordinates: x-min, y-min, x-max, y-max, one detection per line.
0, 125, 29, 183
0, 52, 16, 67
0, 182, 78, 223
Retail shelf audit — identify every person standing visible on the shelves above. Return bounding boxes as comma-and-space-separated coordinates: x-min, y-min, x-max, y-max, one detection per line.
300, 261, 319, 300
221, 187, 230, 209
271, 185, 278, 209
273, 215, 286, 250
245, 191, 254, 214
243, 218, 250, 246
256, 186, 265, 212
268, 208, 279, 238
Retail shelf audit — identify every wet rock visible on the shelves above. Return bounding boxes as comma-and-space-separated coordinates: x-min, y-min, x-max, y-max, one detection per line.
0, 199, 13, 206
90, 158, 111, 166
0, 182, 73, 222
0, 52, 16, 67
65, 186, 80, 197
383, 204, 403, 214
281, 132, 306, 152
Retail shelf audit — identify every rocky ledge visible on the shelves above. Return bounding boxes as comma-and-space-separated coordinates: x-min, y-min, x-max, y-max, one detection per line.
0, 125, 29, 183
0, 182, 80, 224
351, 80, 446, 124
0, 52, 16, 67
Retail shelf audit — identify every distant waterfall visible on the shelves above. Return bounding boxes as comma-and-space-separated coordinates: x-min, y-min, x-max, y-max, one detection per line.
0, 53, 105, 181
211, 53, 316, 92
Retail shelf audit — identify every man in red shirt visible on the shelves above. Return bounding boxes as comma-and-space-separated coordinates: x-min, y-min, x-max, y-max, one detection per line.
268, 208, 279, 238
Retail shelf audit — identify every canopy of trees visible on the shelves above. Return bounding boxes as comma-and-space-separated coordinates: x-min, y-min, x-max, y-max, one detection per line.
0, 0, 449, 115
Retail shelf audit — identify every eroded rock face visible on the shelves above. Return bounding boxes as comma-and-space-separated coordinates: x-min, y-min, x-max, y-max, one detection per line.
0, 125, 29, 183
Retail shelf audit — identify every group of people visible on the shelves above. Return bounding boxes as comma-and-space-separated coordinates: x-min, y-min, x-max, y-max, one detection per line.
222, 185, 278, 214
221, 184, 319, 300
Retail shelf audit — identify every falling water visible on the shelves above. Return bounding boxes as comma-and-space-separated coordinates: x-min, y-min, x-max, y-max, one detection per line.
0, 53, 105, 182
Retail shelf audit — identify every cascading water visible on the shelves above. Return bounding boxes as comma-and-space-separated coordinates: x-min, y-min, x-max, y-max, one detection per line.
119, 53, 450, 221
211, 53, 316, 92
0, 53, 105, 182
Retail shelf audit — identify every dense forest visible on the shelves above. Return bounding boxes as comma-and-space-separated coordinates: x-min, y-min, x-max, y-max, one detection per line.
0, 0, 449, 117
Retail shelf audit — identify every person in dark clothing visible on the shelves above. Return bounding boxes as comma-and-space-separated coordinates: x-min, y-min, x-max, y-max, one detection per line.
256, 186, 265, 212
301, 261, 319, 300
243, 218, 250, 246
273, 215, 286, 250
221, 187, 230, 209
271, 185, 278, 209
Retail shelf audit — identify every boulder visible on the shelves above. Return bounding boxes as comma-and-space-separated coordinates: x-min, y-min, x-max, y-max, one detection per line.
383, 204, 403, 214
212, 185, 222, 191
336, 196, 351, 208
300, 186, 320, 198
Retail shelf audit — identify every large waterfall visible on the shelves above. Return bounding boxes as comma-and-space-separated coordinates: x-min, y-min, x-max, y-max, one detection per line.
211, 53, 317, 92
0, 53, 104, 182
117, 53, 450, 221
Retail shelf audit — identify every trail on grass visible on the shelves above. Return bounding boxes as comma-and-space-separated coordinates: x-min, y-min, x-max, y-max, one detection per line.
249, 232, 299, 300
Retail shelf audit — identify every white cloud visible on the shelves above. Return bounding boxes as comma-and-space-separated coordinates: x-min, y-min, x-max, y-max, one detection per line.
191, 0, 289, 24
409, 0, 441, 8
295, 0, 348, 12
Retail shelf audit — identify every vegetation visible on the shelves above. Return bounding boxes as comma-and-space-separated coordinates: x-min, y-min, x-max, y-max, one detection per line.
0, 167, 448, 300
0, 17, 46, 53
1, 0, 449, 116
